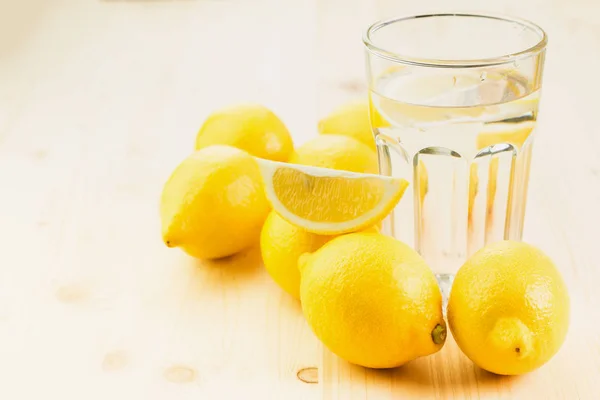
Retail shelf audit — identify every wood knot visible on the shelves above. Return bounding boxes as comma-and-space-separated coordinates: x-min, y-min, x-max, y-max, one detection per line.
296, 367, 318, 384
102, 350, 128, 372
164, 365, 196, 384
56, 285, 88, 303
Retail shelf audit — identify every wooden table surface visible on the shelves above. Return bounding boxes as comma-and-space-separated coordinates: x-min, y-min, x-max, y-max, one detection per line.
1, 0, 599, 399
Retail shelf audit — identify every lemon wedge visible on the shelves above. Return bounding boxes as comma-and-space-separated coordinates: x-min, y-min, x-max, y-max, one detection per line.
256, 159, 408, 235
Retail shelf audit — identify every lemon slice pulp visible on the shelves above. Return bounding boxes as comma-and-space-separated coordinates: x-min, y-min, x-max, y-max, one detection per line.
256, 159, 408, 235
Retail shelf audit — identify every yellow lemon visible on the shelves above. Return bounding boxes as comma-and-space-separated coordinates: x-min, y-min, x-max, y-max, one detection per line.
257, 159, 408, 235
318, 102, 378, 150
368, 94, 392, 130
476, 121, 536, 151
417, 160, 429, 204
318, 100, 427, 201
260, 212, 378, 300
448, 240, 570, 375
195, 104, 294, 162
468, 163, 479, 221
260, 211, 332, 300
160, 145, 270, 259
299, 233, 446, 368
469, 121, 535, 220
290, 135, 378, 174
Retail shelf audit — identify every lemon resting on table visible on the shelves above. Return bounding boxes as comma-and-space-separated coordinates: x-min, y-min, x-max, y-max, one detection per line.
259, 130, 395, 298
260, 211, 378, 300
195, 104, 294, 162
256, 158, 408, 235
448, 240, 570, 375
476, 120, 535, 150
318, 101, 377, 150
318, 100, 392, 148
299, 232, 446, 368
160, 145, 270, 259
316, 104, 429, 202
159, 104, 569, 377
261, 211, 333, 299
290, 134, 379, 174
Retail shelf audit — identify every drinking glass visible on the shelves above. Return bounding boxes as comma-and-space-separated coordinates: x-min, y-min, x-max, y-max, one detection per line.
363, 13, 547, 296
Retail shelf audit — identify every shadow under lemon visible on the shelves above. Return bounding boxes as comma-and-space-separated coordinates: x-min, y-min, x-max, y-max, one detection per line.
324, 331, 521, 394
191, 244, 305, 315
160, 146, 270, 260
200, 245, 263, 281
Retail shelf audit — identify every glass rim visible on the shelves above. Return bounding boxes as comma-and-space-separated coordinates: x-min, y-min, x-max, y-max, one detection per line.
363, 12, 548, 68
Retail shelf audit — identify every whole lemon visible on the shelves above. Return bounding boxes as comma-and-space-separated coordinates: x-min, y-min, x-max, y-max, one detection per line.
290, 135, 378, 174
318, 102, 376, 150
260, 212, 334, 300
260, 212, 379, 300
448, 240, 570, 375
160, 145, 270, 259
196, 104, 294, 162
299, 233, 446, 368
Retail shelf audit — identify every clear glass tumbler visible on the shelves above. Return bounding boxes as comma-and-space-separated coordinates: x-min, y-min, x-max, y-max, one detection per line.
363, 13, 547, 295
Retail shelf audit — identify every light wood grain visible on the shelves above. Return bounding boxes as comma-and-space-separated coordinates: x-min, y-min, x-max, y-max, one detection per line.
0, 0, 598, 399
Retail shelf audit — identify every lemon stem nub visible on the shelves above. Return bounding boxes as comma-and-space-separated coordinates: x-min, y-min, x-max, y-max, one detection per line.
431, 324, 447, 345
164, 237, 175, 248
488, 317, 533, 358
